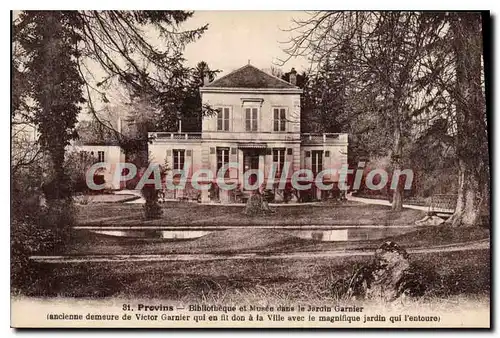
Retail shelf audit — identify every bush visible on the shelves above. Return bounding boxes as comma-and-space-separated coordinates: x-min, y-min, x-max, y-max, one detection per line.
141, 185, 163, 219
262, 189, 275, 203
298, 188, 315, 202
243, 191, 275, 216
11, 198, 74, 292
65, 151, 98, 194
11, 162, 75, 293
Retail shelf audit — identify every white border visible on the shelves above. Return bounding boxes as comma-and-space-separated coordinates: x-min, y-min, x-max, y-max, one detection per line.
3, 4, 497, 338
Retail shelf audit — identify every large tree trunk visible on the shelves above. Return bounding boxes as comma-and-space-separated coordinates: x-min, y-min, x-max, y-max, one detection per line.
391, 178, 403, 211
391, 116, 403, 211
447, 13, 489, 227
447, 160, 486, 227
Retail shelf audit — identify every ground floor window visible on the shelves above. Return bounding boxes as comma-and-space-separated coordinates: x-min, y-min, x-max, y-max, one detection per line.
173, 149, 185, 170
273, 148, 286, 176
97, 151, 105, 162
312, 150, 323, 175
217, 147, 230, 177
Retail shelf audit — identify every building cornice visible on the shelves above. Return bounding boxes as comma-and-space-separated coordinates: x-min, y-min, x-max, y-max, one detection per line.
200, 87, 303, 94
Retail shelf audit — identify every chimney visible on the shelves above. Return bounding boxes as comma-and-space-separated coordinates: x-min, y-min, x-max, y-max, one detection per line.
289, 68, 297, 86
203, 74, 210, 86
117, 117, 122, 134
176, 111, 182, 133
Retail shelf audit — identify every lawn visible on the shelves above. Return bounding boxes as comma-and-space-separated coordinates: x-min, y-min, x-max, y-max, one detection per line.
20, 248, 490, 302
68, 201, 489, 257
63, 226, 490, 256
21, 201, 488, 308
76, 201, 426, 227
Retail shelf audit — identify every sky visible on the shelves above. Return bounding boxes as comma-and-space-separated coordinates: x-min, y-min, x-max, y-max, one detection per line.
181, 11, 311, 75
71, 11, 313, 121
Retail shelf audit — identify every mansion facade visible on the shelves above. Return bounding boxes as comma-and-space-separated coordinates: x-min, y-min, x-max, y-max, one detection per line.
148, 64, 348, 203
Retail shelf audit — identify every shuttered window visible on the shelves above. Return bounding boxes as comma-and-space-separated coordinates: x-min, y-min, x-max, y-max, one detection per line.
97, 151, 105, 162
245, 107, 258, 131
217, 107, 230, 131
173, 149, 185, 170
273, 148, 286, 176
273, 108, 287, 131
217, 147, 230, 178
312, 150, 323, 175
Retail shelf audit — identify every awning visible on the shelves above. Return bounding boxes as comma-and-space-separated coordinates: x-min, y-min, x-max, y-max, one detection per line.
238, 143, 268, 149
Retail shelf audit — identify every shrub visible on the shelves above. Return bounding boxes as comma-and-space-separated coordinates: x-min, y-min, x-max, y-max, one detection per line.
262, 189, 275, 203
141, 185, 163, 219
65, 150, 98, 194
11, 161, 75, 293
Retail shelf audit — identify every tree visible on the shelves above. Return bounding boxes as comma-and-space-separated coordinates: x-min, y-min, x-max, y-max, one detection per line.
282, 11, 489, 222
14, 10, 210, 181
446, 13, 489, 226
177, 61, 220, 132
12, 12, 85, 277
408, 12, 489, 226
281, 12, 436, 210
12, 10, 210, 257
264, 65, 284, 78
65, 150, 99, 194
15, 12, 85, 204
299, 40, 354, 134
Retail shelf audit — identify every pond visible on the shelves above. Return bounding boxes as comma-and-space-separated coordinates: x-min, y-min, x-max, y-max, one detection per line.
288, 227, 414, 241
90, 226, 415, 242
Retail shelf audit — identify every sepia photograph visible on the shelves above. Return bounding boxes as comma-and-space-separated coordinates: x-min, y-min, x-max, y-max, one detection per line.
10, 9, 491, 328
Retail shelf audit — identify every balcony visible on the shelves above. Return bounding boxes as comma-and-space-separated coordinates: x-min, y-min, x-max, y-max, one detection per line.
148, 132, 202, 143
301, 133, 348, 144
148, 132, 348, 144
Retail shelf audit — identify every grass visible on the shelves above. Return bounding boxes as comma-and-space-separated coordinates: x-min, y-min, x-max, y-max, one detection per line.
62, 226, 490, 256
17, 202, 489, 311
19, 249, 490, 302
76, 201, 426, 227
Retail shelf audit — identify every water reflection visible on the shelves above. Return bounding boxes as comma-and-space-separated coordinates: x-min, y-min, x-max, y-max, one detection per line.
289, 227, 414, 242
93, 230, 212, 239
91, 227, 414, 242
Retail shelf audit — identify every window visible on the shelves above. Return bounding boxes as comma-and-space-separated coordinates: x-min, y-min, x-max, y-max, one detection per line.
217, 107, 230, 131
273, 108, 287, 131
217, 147, 230, 177
97, 151, 105, 162
245, 107, 258, 131
173, 149, 185, 170
273, 148, 286, 176
312, 150, 323, 175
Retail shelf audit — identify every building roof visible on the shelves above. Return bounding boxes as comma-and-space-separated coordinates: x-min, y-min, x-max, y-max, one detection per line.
204, 64, 298, 89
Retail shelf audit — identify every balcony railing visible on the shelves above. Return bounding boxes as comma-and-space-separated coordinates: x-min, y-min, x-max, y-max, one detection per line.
301, 133, 348, 143
149, 132, 202, 141
148, 132, 347, 143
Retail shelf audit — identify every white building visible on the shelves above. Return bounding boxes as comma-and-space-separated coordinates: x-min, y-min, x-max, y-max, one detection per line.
69, 144, 126, 190
149, 64, 348, 203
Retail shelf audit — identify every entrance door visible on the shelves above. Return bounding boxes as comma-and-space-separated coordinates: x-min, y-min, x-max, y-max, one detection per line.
243, 149, 261, 187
